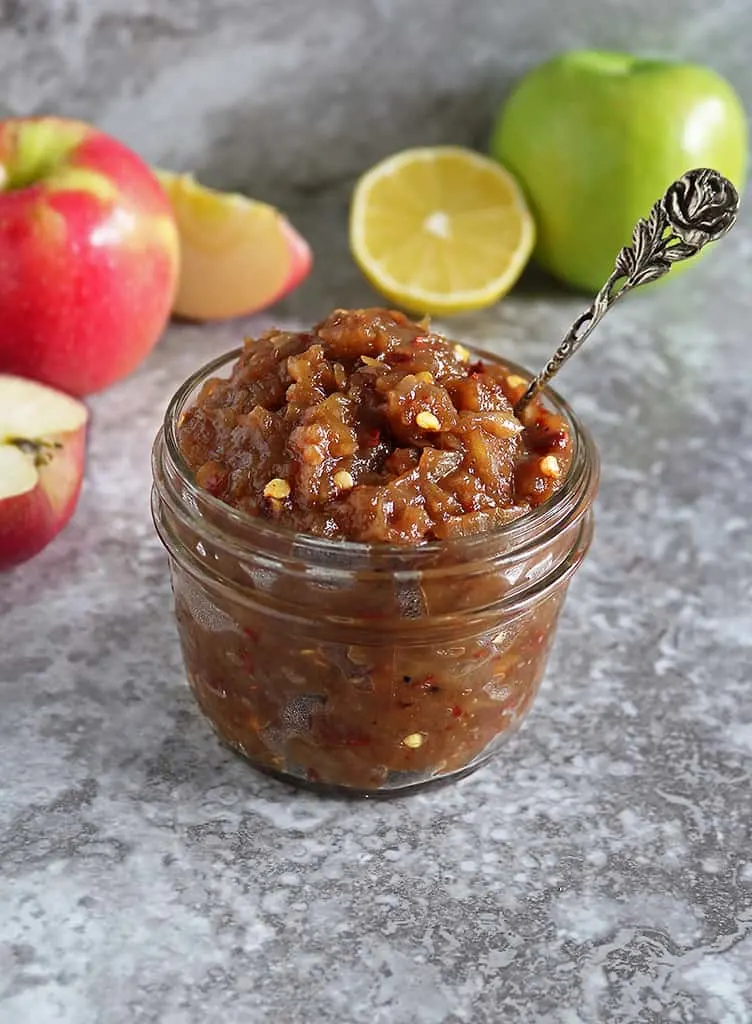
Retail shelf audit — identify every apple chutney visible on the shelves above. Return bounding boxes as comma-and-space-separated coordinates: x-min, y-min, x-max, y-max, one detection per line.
152, 308, 599, 795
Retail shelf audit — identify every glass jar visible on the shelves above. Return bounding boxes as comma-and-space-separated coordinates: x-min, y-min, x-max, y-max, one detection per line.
151, 346, 599, 797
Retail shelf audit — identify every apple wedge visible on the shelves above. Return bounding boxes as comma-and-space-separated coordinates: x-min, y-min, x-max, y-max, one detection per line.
156, 171, 312, 322
0, 375, 88, 570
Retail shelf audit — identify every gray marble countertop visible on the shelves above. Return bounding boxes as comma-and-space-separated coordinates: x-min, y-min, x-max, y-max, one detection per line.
2, 194, 751, 1024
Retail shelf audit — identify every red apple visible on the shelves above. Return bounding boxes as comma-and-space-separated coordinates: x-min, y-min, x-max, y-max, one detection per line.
0, 374, 88, 569
0, 117, 179, 396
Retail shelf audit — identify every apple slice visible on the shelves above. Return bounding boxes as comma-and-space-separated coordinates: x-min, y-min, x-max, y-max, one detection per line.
155, 170, 312, 322
0, 375, 88, 570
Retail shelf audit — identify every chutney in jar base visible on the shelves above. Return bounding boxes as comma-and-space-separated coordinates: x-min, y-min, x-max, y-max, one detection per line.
173, 564, 568, 793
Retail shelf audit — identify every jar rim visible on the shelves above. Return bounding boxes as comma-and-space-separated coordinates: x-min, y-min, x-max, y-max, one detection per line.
157, 341, 599, 565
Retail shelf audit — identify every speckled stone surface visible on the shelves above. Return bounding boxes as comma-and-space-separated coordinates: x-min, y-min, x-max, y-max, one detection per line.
2, 1, 752, 1016
1, 187, 751, 1022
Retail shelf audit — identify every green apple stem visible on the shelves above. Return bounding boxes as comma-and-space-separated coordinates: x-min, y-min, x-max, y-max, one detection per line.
514, 167, 740, 418
0, 118, 89, 192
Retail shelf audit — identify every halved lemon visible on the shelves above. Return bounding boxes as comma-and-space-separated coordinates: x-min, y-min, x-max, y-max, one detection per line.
155, 170, 311, 322
350, 146, 534, 315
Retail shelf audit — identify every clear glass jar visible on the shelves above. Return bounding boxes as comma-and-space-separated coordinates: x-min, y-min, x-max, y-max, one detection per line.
151, 346, 599, 797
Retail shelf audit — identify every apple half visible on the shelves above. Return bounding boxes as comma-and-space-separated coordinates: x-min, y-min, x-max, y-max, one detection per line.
0, 375, 88, 570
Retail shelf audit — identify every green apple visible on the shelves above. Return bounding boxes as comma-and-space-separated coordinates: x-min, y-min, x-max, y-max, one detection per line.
489, 51, 748, 291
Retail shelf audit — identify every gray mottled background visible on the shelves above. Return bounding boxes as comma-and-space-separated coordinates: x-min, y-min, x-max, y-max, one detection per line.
2, 0, 749, 315
3, 0, 750, 317
1, 2, 752, 1023
3, 0, 751, 196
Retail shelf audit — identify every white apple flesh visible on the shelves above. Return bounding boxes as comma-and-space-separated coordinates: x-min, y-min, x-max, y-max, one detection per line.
0, 375, 88, 569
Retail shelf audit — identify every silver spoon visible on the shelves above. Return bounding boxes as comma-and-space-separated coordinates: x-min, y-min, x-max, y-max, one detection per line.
514, 167, 740, 418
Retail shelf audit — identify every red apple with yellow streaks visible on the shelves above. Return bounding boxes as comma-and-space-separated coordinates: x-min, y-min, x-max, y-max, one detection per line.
0, 374, 88, 570
0, 117, 179, 396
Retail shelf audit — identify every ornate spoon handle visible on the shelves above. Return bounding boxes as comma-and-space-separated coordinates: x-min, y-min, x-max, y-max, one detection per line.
514, 168, 740, 417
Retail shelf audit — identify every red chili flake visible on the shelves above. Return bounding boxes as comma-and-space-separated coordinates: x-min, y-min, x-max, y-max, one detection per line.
468, 360, 485, 375
363, 428, 381, 448
306, 767, 320, 782
242, 627, 258, 641
416, 674, 440, 693
318, 722, 372, 747
451, 705, 463, 718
